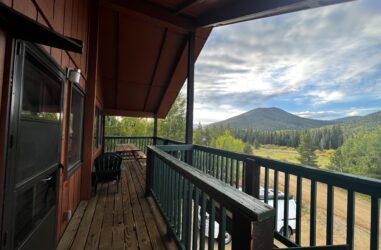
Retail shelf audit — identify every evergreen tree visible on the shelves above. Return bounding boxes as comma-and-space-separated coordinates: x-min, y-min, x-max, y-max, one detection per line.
297, 133, 318, 167
243, 143, 253, 154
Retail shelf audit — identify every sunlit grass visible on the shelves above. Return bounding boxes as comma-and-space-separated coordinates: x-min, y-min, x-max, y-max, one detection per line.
252, 144, 333, 168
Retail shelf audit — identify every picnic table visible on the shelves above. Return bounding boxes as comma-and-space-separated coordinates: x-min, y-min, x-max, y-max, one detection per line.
115, 143, 146, 159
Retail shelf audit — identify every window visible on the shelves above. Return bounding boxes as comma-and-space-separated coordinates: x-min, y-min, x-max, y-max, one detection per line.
93, 107, 104, 149
68, 85, 84, 171
21, 55, 62, 122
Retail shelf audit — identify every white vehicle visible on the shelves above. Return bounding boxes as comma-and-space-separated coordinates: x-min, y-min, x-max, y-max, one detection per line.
259, 187, 297, 237
198, 187, 297, 244
198, 208, 232, 245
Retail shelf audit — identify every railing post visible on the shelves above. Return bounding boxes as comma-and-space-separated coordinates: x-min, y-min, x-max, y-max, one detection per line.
244, 158, 260, 199
232, 213, 251, 249
252, 217, 274, 250
153, 116, 158, 145
145, 147, 154, 197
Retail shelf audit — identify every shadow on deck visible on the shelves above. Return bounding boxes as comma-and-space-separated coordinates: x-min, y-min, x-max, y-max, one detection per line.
57, 159, 176, 250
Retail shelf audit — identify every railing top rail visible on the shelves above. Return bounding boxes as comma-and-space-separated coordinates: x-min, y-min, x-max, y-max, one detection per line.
104, 136, 154, 139
255, 156, 381, 197
156, 144, 194, 151
155, 136, 184, 144
148, 145, 275, 222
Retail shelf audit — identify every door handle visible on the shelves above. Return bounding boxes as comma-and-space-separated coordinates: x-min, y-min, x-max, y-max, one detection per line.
41, 176, 53, 182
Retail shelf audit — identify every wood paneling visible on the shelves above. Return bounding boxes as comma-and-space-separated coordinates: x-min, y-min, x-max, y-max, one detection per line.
13, 0, 37, 19
0, 0, 100, 241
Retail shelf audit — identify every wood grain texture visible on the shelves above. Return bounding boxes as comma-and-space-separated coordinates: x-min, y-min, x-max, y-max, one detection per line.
58, 160, 173, 250
0, 0, 96, 242
57, 201, 88, 250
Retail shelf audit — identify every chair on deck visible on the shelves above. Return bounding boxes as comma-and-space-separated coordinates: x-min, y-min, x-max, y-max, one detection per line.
93, 153, 122, 194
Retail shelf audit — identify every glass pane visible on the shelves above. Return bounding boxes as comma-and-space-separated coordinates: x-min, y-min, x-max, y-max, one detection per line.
68, 86, 84, 168
21, 56, 61, 122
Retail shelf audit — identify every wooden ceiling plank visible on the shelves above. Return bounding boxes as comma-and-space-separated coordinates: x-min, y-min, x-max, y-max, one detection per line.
174, 0, 205, 15
143, 28, 168, 111
196, 0, 354, 27
156, 38, 188, 118
100, 0, 196, 32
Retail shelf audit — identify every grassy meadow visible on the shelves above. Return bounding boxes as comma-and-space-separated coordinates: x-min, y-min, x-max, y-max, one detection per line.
252, 144, 334, 168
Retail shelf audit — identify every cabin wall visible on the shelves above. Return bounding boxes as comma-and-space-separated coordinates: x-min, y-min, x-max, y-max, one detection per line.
0, 0, 103, 240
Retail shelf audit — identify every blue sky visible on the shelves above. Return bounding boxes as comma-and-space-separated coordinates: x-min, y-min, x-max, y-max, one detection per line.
187, 0, 381, 124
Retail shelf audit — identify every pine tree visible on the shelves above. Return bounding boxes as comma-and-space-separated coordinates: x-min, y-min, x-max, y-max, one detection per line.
297, 133, 318, 167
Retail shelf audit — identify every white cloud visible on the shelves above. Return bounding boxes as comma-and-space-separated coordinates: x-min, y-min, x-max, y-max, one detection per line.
308, 91, 345, 105
191, 0, 381, 124
292, 110, 341, 119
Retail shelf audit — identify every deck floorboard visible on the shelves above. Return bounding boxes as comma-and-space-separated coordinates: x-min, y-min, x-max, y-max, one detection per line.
58, 159, 175, 250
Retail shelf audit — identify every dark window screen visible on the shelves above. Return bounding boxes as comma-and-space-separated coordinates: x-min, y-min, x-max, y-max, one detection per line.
16, 55, 62, 185
14, 173, 56, 248
68, 86, 84, 170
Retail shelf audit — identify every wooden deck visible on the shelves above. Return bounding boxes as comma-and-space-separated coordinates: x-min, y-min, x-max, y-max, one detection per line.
57, 159, 176, 250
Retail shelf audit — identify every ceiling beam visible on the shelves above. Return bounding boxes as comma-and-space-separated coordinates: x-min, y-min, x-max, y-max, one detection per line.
155, 37, 188, 118
195, 0, 354, 27
143, 28, 168, 112
100, 0, 196, 32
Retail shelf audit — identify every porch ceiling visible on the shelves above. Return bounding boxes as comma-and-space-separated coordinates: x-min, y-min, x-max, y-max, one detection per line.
99, 0, 353, 118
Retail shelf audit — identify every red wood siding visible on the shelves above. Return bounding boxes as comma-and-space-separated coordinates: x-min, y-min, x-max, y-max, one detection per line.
0, 0, 103, 241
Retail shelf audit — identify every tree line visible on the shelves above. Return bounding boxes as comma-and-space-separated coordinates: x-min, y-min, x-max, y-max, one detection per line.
232, 125, 344, 150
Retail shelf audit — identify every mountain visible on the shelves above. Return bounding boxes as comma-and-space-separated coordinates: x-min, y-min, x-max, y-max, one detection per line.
209, 107, 381, 131
332, 116, 362, 123
339, 111, 381, 135
209, 107, 338, 130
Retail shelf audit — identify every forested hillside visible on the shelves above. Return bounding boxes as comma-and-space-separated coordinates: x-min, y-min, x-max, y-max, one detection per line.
210, 107, 338, 130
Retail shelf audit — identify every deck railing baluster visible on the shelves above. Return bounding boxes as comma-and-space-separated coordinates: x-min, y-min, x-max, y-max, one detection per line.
273, 170, 279, 230
218, 207, 226, 250
310, 180, 317, 246
192, 188, 199, 250
199, 192, 207, 250
264, 167, 269, 204
296, 175, 302, 245
283, 173, 290, 237
347, 190, 355, 250
208, 199, 216, 249
326, 184, 334, 245
370, 196, 380, 250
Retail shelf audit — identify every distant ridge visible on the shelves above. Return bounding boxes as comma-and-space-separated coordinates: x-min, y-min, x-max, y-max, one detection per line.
209, 107, 379, 131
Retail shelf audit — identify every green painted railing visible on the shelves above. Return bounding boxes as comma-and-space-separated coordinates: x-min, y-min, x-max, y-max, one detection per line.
157, 144, 381, 250
146, 145, 275, 250
103, 136, 154, 154
104, 136, 183, 154
104, 136, 380, 250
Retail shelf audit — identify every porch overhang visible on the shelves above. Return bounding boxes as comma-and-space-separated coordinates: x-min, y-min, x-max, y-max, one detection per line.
99, 0, 353, 119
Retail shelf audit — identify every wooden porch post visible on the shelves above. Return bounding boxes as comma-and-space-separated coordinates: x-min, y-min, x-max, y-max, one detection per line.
81, 0, 99, 200
185, 32, 195, 145
153, 115, 158, 145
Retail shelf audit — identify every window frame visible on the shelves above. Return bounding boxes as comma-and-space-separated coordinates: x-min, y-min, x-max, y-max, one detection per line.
67, 83, 85, 175
93, 107, 104, 149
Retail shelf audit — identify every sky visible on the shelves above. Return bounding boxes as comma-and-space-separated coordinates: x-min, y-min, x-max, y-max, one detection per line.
186, 0, 381, 125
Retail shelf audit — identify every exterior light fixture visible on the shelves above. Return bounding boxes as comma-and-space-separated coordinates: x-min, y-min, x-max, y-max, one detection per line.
67, 67, 81, 84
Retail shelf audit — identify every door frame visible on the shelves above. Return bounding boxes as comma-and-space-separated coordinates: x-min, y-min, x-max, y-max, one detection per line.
1, 40, 65, 250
